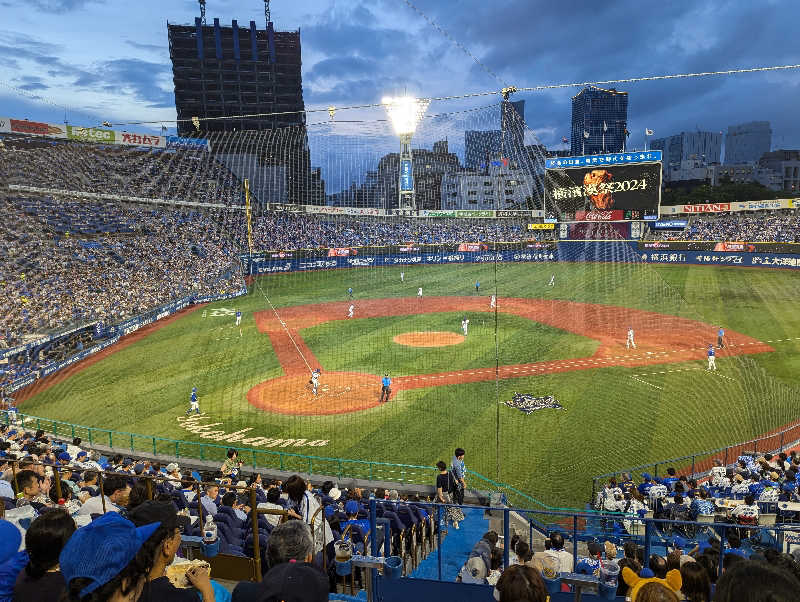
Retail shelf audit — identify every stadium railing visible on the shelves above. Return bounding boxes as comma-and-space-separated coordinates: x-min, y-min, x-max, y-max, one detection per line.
591, 419, 800, 501
4, 410, 601, 515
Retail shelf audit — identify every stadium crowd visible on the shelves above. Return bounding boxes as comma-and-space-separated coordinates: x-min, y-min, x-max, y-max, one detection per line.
1, 195, 245, 350
0, 419, 798, 601
648, 210, 800, 242
0, 135, 243, 206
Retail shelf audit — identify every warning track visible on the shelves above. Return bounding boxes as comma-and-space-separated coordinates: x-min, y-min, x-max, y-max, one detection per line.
248, 297, 773, 416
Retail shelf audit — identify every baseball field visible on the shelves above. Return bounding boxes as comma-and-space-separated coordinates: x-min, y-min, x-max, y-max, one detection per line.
16, 259, 800, 508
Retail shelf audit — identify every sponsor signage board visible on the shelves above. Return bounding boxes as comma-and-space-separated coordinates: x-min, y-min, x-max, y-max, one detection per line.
455, 210, 494, 218
683, 203, 730, 213
9, 118, 66, 137
545, 150, 662, 169
574, 209, 625, 221
652, 220, 688, 229
400, 159, 413, 192
528, 223, 555, 230
66, 125, 115, 143
117, 132, 165, 148
166, 135, 209, 150
496, 210, 531, 217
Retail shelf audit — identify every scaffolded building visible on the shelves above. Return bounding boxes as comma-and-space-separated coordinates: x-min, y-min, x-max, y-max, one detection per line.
167, 17, 321, 204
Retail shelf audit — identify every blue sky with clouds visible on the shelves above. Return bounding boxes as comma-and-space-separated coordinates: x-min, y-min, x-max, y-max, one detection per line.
1, 0, 798, 156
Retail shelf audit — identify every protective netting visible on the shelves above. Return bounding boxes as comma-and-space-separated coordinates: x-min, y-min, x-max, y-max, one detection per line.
2, 101, 800, 510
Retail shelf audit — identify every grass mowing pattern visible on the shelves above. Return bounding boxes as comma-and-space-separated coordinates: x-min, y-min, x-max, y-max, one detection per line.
19, 261, 800, 508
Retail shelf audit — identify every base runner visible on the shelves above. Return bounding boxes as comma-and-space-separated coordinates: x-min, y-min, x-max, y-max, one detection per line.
626, 327, 636, 349
310, 369, 321, 395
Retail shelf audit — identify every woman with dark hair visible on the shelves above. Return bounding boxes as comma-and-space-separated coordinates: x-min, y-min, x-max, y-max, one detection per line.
679, 561, 711, 602
14, 509, 76, 600
494, 564, 547, 602
283, 474, 333, 557
714, 560, 800, 602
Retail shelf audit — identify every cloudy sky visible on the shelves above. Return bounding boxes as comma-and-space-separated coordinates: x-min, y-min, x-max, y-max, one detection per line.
1, 0, 798, 174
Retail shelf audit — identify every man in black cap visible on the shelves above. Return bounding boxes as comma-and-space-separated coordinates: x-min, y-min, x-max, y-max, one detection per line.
128, 500, 214, 601
232, 520, 328, 602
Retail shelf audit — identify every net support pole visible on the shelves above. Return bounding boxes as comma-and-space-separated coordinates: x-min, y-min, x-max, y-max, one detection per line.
244, 178, 253, 254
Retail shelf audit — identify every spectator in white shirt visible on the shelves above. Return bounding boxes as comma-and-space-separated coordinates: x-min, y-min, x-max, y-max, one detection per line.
258, 487, 288, 528
76, 475, 129, 516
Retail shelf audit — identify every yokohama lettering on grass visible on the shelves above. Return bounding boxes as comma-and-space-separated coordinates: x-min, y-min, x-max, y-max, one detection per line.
176, 414, 328, 447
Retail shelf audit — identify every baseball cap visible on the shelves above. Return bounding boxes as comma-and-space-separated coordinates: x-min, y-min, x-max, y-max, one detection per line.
166, 462, 179, 473
328, 487, 342, 501
60, 512, 160, 598
345, 500, 360, 515
460, 556, 488, 584
57, 452, 71, 461
76, 451, 88, 458
0, 520, 21, 565
133, 464, 145, 475
233, 562, 328, 602
642, 472, 651, 481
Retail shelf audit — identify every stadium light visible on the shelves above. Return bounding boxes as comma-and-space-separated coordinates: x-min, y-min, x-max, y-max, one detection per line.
382, 96, 430, 211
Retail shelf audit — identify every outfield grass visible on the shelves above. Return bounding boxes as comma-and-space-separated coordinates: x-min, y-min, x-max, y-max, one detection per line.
20, 260, 800, 508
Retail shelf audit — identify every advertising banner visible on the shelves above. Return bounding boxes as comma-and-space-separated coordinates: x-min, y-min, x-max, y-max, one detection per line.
683, 203, 730, 213
638, 241, 800, 255
327, 248, 357, 257
527, 223, 555, 230
641, 250, 800, 269
574, 209, 625, 221
66, 125, 115, 144
269, 203, 303, 213
116, 132, 166, 148
166, 135, 209, 151
545, 150, 662, 169
713, 242, 756, 252
0, 117, 8, 133
455, 210, 494, 218
312, 206, 385, 216
400, 159, 413, 192
496, 210, 532, 217
8, 118, 66, 137
652, 220, 688, 229
457, 243, 489, 252
420, 210, 456, 218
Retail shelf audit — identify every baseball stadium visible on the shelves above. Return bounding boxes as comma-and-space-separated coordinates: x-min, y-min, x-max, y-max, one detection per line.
1, 2, 800, 600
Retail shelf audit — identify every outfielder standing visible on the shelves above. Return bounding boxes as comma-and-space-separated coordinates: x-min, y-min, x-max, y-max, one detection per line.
380, 373, 391, 403
626, 326, 636, 349
490, 295, 496, 308
548, 274, 555, 287
707, 345, 717, 371
400, 271, 405, 282
417, 287, 423, 299
235, 310, 242, 326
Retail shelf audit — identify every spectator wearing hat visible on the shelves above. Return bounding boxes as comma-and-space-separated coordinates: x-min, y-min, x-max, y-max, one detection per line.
76, 475, 130, 516
164, 462, 182, 488
231, 520, 328, 602
341, 500, 378, 550
0, 518, 26, 601
128, 500, 215, 602
60, 512, 159, 602
14, 508, 75, 601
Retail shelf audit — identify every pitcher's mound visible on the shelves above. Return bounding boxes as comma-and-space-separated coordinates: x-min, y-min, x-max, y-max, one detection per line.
393, 331, 465, 347
247, 372, 381, 416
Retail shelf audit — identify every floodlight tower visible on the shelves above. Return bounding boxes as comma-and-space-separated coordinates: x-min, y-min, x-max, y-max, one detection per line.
382, 96, 430, 211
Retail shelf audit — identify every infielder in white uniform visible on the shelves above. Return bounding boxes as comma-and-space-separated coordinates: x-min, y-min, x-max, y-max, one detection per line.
417, 287, 423, 298
347, 304, 354, 319
626, 327, 636, 349
461, 318, 469, 336
490, 295, 496, 308
548, 274, 555, 287
311, 369, 320, 395
400, 271, 405, 282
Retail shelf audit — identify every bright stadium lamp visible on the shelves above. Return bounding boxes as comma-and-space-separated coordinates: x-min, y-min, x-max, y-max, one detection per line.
382, 96, 430, 211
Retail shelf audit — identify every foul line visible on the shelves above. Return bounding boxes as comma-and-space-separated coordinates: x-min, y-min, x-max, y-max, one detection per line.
629, 376, 663, 390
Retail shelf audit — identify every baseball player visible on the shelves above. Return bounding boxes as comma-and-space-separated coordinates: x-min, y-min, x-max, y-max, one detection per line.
235, 310, 242, 326
310, 369, 321, 395
717, 326, 725, 349
347, 304, 354, 319
187, 387, 200, 415
400, 271, 405, 282
380, 373, 391, 403
490, 295, 496, 308
707, 345, 717, 371
417, 287, 423, 299
461, 318, 469, 336
548, 274, 555, 287
475, 280, 480, 293
347, 287, 353, 299
626, 327, 636, 349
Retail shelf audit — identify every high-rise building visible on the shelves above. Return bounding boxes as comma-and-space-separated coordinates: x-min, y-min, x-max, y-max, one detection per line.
167, 16, 318, 204
649, 131, 722, 170
464, 101, 525, 169
759, 150, 800, 193
725, 121, 771, 164
570, 86, 628, 156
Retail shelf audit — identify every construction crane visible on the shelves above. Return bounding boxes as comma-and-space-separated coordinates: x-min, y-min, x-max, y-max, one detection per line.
198, 0, 206, 25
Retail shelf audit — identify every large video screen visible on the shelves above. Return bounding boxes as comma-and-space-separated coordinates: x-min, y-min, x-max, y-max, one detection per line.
547, 161, 662, 219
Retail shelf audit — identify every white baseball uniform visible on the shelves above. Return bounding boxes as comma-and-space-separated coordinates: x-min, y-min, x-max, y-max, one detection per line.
462, 319, 469, 336
348, 305, 354, 318
626, 328, 636, 349
417, 287, 423, 298
400, 272, 405, 282
548, 275, 555, 286
311, 371, 320, 395
490, 295, 496, 308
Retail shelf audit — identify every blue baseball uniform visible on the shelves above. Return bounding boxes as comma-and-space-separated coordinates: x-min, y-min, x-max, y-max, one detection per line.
707, 346, 716, 370
347, 287, 353, 298
187, 387, 199, 414
235, 310, 242, 326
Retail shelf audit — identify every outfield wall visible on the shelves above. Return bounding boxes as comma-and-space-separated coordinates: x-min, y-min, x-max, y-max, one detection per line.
245, 241, 800, 274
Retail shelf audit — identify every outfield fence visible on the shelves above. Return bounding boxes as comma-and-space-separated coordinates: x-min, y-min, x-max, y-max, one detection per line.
591, 418, 800, 502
